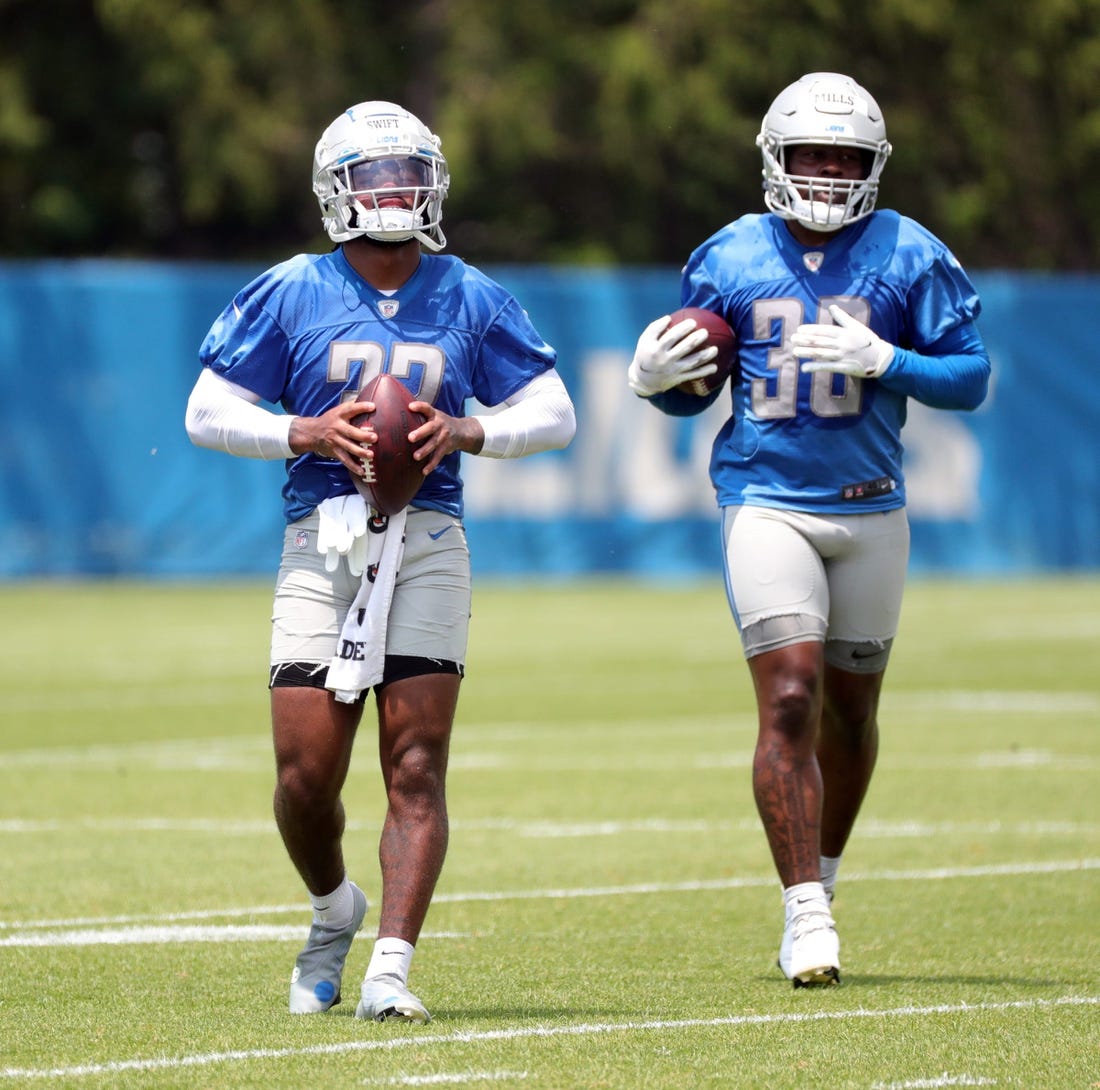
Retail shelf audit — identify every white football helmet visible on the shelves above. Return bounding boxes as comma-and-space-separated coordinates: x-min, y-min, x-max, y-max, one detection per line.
757, 72, 891, 232
313, 101, 449, 251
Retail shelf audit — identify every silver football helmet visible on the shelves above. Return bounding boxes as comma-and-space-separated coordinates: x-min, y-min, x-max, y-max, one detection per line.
757, 72, 891, 232
313, 101, 449, 250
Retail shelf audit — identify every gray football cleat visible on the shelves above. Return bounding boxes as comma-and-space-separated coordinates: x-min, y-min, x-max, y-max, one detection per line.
288, 883, 368, 1013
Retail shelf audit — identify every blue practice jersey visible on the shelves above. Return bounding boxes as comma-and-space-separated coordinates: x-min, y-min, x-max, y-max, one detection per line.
199, 248, 557, 522
652, 210, 990, 513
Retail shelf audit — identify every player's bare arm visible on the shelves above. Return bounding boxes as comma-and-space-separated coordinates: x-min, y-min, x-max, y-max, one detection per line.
408, 402, 485, 474
288, 401, 378, 478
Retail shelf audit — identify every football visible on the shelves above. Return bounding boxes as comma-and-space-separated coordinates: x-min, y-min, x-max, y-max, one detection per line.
351, 373, 427, 516
669, 307, 739, 396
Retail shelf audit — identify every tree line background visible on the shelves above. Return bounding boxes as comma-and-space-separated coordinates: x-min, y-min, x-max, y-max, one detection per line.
3, 0, 1099, 270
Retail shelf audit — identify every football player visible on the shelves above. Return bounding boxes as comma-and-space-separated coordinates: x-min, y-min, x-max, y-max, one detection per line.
628, 73, 990, 986
185, 102, 575, 1021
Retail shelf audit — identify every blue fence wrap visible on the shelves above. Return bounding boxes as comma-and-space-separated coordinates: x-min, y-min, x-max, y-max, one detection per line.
0, 261, 1096, 578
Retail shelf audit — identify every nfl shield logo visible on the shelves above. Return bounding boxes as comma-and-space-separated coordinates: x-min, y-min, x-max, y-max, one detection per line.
294, 529, 309, 550
803, 251, 825, 273
377, 300, 401, 318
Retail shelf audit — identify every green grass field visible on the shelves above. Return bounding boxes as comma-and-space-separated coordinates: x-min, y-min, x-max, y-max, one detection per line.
1, 577, 1098, 1089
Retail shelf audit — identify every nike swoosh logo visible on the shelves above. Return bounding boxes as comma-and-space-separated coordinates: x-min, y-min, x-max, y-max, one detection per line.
850, 649, 879, 660
428, 525, 454, 540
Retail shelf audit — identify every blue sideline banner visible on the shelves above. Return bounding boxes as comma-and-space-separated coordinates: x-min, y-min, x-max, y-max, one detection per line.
0, 261, 1097, 578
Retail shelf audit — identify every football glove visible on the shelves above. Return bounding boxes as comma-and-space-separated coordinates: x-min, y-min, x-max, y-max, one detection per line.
792, 304, 895, 379
627, 315, 719, 397
316, 494, 369, 575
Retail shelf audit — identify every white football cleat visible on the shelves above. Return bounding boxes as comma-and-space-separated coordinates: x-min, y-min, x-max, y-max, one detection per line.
356, 973, 431, 1022
779, 910, 840, 987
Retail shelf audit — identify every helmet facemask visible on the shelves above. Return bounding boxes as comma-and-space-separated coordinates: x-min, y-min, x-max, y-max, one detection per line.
331, 155, 445, 247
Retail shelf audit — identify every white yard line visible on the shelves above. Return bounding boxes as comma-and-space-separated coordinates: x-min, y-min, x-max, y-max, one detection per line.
0, 996, 1095, 1081
0, 747, 1097, 772
1, 858, 1096, 934
0, 925, 468, 947
428, 858, 1100, 904
3, 815, 1095, 838
1, 688, 1097, 771
363, 1074, 529, 1087
885, 690, 1100, 713
872, 1076, 997, 1089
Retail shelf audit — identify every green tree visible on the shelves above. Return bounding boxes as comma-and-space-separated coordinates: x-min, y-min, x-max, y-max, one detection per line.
1, 0, 1098, 268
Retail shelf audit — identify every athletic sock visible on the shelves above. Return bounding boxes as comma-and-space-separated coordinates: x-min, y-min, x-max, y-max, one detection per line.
310, 876, 354, 929
819, 854, 841, 901
783, 881, 831, 922
365, 937, 415, 984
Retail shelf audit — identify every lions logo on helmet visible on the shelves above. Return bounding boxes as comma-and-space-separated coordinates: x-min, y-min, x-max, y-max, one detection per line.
756, 72, 892, 232
313, 102, 450, 251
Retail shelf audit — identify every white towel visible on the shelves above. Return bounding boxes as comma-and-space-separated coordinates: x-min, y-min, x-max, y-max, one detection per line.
316, 497, 407, 703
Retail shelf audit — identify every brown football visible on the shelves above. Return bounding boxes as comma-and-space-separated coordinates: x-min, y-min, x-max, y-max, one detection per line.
668, 307, 739, 396
351, 373, 427, 515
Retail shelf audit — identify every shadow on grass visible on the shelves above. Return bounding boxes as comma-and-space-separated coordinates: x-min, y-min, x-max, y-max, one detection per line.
757, 972, 1070, 989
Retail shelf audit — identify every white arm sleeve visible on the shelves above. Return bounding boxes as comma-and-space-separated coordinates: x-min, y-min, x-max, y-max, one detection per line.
184, 367, 296, 460
472, 370, 576, 459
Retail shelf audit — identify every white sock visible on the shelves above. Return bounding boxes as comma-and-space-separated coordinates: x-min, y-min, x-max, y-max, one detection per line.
819, 854, 841, 900
783, 881, 830, 922
310, 876, 354, 928
366, 937, 415, 984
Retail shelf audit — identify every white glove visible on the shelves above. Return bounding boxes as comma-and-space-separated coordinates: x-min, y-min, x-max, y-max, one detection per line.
344, 499, 368, 576
627, 315, 719, 397
792, 304, 895, 379
316, 495, 369, 575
